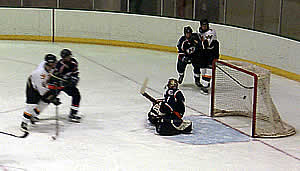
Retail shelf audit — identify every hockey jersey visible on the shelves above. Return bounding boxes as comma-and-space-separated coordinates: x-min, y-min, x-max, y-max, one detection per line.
55, 58, 79, 78
198, 29, 220, 65
160, 88, 185, 117
198, 28, 217, 46
30, 61, 53, 96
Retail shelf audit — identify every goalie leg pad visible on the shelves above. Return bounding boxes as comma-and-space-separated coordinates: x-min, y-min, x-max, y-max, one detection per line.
148, 103, 162, 125
178, 120, 192, 133
155, 118, 192, 136
156, 118, 181, 136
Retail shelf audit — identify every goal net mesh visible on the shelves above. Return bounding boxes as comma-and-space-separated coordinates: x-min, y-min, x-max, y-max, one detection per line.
211, 60, 295, 137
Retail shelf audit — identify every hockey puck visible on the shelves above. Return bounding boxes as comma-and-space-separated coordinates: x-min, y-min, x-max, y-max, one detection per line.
243, 96, 247, 99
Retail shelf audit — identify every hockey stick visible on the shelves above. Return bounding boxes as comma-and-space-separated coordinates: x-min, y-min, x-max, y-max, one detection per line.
51, 105, 59, 140
51, 89, 59, 140
51, 89, 60, 140
49, 73, 68, 83
0, 130, 29, 138
140, 78, 157, 104
140, 78, 182, 119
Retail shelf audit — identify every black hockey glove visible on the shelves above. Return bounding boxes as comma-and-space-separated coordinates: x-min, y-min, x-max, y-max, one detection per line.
69, 76, 79, 86
51, 97, 61, 106
41, 90, 60, 104
63, 76, 79, 87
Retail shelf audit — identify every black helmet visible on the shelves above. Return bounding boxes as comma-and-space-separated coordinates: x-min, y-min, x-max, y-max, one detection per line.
199, 19, 209, 32
184, 26, 193, 34
44, 54, 57, 65
167, 78, 179, 90
200, 19, 209, 26
60, 49, 72, 58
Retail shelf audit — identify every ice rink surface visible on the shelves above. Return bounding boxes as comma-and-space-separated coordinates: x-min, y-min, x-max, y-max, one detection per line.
0, 40, 299, 171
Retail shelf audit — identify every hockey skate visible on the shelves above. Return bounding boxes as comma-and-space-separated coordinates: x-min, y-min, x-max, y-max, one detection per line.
200, 87, 209, 94
195, 81, 204, 88
30, 116, 40, 124
203, 83, 210, 89
178, 75, 184, 84
194, 76, 203, 87
20, 122, 28, 132
69, 114, 81, 123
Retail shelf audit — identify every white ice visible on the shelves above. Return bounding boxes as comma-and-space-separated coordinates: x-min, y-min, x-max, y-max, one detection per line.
0, 40, 299, 171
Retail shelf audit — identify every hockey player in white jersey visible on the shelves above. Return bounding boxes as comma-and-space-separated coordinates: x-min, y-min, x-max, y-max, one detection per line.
20, 54, 61, 132
197, 19, 219, 92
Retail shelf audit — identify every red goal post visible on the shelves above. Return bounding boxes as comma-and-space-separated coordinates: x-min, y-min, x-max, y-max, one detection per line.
210, 59, 295, 138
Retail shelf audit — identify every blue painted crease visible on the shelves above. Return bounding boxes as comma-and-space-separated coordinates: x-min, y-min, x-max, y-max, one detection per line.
154, 115, 250, 145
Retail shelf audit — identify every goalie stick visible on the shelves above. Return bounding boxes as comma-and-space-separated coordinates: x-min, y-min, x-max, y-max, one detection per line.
140, 78, 157, 104
0, 130, 29, 138
140, 78, 182, 119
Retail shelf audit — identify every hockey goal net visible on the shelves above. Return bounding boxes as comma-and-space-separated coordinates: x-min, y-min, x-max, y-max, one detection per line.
210, 60, 295, 137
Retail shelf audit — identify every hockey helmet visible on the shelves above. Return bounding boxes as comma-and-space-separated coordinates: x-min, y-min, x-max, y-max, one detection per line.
44, 54, 57, 65
60, 48, 72, 58
199, 19, 209, 32
184, 26, 193, 35
167, 78, 179, 90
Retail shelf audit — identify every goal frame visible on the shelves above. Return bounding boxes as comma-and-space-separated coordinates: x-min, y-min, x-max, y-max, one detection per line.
210, 59, 258, 137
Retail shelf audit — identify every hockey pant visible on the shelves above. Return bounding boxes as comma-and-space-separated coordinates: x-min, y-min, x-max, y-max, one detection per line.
176, 55, 188, 78
62, 86, 81, 115
200, 68, 212, 87
23, 78, 49, 124
192, 63, 201, 82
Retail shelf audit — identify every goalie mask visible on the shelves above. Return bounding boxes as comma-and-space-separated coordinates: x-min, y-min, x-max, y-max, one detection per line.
167, 78, 178, 90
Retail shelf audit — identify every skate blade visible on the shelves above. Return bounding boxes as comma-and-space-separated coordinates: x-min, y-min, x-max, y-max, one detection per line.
200, 89, 209, 95
20, 127, 28, 133
69, 118, 81, 123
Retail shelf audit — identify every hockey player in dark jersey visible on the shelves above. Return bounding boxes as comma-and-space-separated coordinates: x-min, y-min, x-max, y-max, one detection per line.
159, 78, 185, 119
177, 26, 204, 87
50, 49, 81, 122
176, 26, 194, 84
197, 19, 220, 91
147, 78, 192, 136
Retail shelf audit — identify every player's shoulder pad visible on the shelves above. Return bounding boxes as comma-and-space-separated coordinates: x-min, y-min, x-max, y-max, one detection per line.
178, 36, 186, 41
177, 36, 186, 47
174, 89, 184, 97
71, 58, 78, 64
